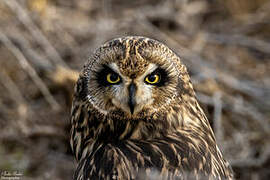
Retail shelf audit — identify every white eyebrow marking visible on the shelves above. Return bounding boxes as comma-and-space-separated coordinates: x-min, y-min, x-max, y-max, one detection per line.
146, 63, 158, 74
108, 63, 120, 74
109, 63, 158, 76
139, 63, 158, 80
107, 63, 126, 81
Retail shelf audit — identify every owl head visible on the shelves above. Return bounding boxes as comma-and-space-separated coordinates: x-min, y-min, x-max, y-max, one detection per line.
75, 37, 195, 121
71, 36, 213, 160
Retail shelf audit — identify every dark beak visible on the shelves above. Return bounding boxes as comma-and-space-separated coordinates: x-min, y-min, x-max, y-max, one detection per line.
128, 83, 136, 114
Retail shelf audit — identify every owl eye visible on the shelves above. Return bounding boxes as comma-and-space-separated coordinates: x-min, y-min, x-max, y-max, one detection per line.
145, 73, 160, 84
106, 73, 121, 84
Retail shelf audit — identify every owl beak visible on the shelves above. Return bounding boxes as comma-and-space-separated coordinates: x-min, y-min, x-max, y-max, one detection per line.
128, 83, 136, 114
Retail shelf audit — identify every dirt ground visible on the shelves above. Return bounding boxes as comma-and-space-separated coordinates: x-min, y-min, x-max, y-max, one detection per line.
0, 0, 269, 179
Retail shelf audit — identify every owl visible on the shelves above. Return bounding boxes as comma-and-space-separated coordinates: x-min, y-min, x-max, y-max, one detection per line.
70, 36, 233, 180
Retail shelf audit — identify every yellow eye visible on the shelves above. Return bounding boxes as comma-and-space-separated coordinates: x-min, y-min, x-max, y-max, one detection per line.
145, 74, 160, 84
106, 73, 120, 84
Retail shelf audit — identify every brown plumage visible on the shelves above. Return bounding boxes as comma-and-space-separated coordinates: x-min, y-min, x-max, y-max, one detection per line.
70, 36, 233, 179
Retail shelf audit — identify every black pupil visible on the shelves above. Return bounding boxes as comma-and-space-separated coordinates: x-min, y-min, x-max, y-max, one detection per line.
148, 74, 157, 82
110, 73, 118, 81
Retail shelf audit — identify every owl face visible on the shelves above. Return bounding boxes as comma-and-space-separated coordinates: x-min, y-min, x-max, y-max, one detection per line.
88, 58, 178, 117
83, 37, 181, 118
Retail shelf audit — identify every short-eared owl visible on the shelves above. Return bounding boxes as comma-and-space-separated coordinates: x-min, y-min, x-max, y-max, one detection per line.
70, 36, 233, 179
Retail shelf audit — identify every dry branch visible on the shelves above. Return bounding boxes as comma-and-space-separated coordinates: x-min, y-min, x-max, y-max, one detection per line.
0, 31, 61, 111
4, 31, 54, 72
0, 69, 32, 135
213, 92, 223, 143
3, 0, 68, 68
206, 33, 270, 54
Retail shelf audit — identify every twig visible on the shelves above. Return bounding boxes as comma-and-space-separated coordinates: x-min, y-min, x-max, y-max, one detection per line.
229, 96, 270, 133
213, 92, 223, 142
0, 70, 27, 107
206, 33, 270, 54
0, 31, 61, 111
28, 125, 66, 139
0, 69, 32, 135
3, 0, 68, 68
5, 31, 54, 72
0, 70, 66, 138
230, 144, 270, 168
53, 23, 80, 55
196, 92, 214, 105
197, 92, 270, 133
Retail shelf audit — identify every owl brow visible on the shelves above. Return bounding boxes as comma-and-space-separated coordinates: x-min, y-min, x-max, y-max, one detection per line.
101, 64, 118, 74
95, 65, 122, 86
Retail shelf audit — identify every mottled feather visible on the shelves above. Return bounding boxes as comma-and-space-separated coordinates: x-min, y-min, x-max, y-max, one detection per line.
70, 36, 233, 180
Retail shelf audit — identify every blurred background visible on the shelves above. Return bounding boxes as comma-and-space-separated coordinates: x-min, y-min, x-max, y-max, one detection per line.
0, 0, 269, 179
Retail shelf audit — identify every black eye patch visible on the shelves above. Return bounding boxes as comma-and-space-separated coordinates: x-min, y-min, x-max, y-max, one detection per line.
95, 65, 122, 87
146, 67, 169, 86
